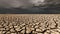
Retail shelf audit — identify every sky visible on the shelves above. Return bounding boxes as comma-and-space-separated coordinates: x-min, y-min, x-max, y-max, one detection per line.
0, 0, 60, 14
0, 0, 45, 9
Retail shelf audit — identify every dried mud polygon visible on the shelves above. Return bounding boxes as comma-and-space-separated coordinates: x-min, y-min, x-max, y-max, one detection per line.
0, 14, 60, 34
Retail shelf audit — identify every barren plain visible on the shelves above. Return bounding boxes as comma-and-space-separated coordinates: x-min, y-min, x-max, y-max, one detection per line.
0, 14, 60, 34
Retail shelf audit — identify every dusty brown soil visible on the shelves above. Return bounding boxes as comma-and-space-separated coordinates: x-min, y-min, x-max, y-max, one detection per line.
0, 14, 60, 34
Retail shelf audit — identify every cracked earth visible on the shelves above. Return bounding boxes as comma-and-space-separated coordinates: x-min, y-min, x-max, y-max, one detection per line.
0, 14, 60, 34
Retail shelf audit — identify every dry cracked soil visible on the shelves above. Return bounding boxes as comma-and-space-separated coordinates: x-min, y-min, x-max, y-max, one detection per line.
0, 14, 60, 34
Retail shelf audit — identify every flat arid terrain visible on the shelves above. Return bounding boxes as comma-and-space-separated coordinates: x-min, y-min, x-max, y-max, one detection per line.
0, 14, 60, 34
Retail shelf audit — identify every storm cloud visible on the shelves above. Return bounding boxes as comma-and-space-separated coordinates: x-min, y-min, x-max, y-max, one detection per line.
0, 0, 45, 8
0, 0, 60, 9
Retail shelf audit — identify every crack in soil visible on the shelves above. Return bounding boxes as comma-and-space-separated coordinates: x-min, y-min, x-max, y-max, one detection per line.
0, 15, 60, 34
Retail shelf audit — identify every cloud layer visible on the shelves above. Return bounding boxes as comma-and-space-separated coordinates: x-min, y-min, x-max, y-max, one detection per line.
0, 0, 60, 9
0, 0, 45, 8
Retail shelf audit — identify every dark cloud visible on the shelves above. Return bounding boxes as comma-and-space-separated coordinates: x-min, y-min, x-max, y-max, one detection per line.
0, 0, 60, 9
0, 0, 45, 9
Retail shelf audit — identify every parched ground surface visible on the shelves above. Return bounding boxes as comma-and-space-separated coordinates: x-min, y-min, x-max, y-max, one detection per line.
0, 14, 60, 34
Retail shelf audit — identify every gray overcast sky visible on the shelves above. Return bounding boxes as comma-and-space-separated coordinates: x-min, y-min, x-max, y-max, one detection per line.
0, 0, 60, 9
0, 0, 45, 8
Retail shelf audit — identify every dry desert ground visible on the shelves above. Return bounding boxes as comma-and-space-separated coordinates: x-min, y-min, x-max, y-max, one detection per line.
0, 14, 60, 34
